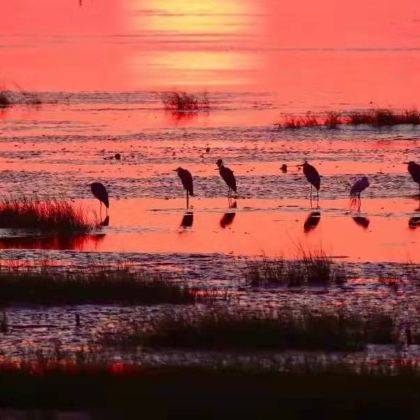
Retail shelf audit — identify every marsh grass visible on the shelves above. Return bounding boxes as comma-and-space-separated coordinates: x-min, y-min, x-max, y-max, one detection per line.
277, 108, 420, 129
324, 111, 342, 128
3, 358, 420, 417
0, 90, 11, 107
161, 91, 209, 111
277, 114, 319, 129
0, 86, 42, 107
0, 263, 196, 305
244, 251, 346, 287
99, 309, 395, 351
0, 197, 93, 233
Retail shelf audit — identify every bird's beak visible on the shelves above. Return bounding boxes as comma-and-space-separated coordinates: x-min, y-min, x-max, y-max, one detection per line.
403, 162, 410, 164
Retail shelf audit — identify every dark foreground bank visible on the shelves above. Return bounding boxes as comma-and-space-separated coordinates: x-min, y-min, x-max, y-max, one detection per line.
2, 363, 420, 419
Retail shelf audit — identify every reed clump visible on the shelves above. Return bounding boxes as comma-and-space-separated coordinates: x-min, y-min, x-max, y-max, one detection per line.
244, 251, 346, 287
277, 108, 420, 129
0, 86, 42, 107
276, 113, 319, 129
0, 263, 196, 305
0, 90, 11, 107
99, 309, 395, 351
161, 91, 209, 111
0, 197, 93, 233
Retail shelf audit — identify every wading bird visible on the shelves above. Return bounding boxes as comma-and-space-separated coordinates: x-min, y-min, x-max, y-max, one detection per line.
405, 161, 420, 194
350, 176, 370, 198
298, 161, 320, 200
217, 159, 237, 200
90, 182, 109, 217
174, 167, 194, 208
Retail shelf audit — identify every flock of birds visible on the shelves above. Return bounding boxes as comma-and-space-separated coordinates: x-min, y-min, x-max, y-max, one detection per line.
89, 160, 420, 214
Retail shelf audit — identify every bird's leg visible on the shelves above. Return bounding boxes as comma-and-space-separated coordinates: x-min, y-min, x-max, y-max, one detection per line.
186, 191, 189, 209
99, 202, 102, 220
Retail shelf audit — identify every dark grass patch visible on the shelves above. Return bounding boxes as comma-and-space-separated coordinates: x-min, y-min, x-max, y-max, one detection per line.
0, 91, 11, 107
324, 111, 341, 128
0, 86, 42, 107
276, 114, 319, 129
276, 108, 420, 129
161, 91, 209, 111
244, 251, 346, 287
99, 309, 395, 351
3, 362, 420, 418
0, 197, 93, 234
0, 264, 196, 305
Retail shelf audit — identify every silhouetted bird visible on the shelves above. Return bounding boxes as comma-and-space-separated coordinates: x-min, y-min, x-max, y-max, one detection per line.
299, 161, 320, 199
90, 182, 109, 217
350, 176, 370, 198
217, 159, 237, 198
174, 167, 194, 208
281, 164, 288, 173
405, 161, 420, 193
304, 211, 321, 232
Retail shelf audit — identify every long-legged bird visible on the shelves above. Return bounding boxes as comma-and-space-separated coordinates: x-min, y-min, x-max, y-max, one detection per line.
174, 167, 194, 208
216, 159, 237, 200
90, 182, 109, 217
350, 176, 369, 210
350, 176, 370, 198
299, 161, 320, 200
405, 161, 420, 194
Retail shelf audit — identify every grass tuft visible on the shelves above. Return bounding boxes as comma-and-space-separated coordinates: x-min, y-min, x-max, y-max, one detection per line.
277, 108, 420, 129
99, 309, 395, 352
0, 263, 196, 305
0, 90, 11, 107
324, 111, 341, 128
244, 251, 346, 287
161, 91, 209, 111
0, 197, 93, 233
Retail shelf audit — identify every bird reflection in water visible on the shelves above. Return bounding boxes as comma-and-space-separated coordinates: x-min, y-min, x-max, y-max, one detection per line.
180, 210, 194, 229
304, 211, 321, 233
352, 215, 370, 229
409, 216, 420, 229
220, 201, 237, 229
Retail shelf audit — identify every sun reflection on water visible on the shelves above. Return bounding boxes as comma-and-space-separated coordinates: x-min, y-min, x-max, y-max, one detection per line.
126, 0, 261, 88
